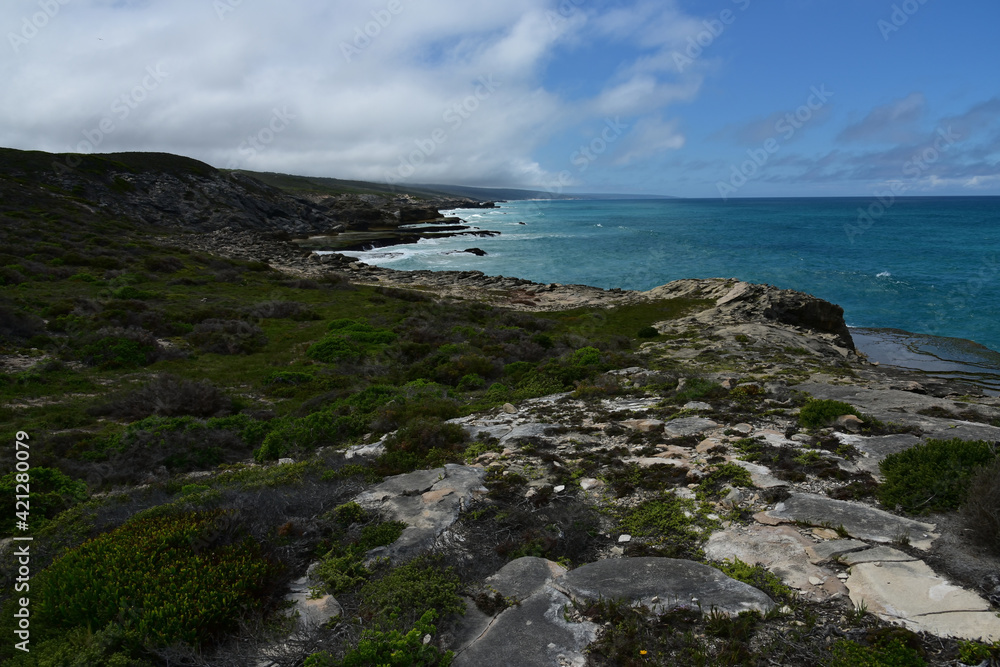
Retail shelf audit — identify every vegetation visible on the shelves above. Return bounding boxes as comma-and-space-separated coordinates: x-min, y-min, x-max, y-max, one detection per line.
798, 399, 862, 429
877, 438, 996, 514
961, 457, 1000, 554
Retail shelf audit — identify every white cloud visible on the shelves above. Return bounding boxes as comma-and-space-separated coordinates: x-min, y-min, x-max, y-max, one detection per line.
0, 0, 707, 186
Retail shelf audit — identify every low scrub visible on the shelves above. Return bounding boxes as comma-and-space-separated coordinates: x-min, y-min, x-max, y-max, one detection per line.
877, 438, 996, 514
89, 373, 232, 420
186, 319, 267, 355
0, 467, 87, 535
799, 399, 862, 429
20, 510, 276, 650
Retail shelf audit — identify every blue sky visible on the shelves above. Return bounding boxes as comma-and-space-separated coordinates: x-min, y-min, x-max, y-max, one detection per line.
2, 0, 998, 197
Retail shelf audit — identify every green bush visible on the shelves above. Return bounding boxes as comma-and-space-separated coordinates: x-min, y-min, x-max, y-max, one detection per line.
307, 336, 362, 363
305, 610, 453, 667
571, 346, 602, 366
80, 328, 161, 369
618, 493, 720, 559
827, 638, 925, 667
376, 417, 468, 475
31, 510, 275, 648
799, 399, 862, 429
636, 325, 659, 338
0, 467, 88, 535
675, 377, 727, 403
359, 555, 464, 631
877, 438, 996, 514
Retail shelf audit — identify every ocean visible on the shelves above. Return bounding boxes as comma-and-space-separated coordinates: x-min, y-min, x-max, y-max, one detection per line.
335, 197, 1000, 388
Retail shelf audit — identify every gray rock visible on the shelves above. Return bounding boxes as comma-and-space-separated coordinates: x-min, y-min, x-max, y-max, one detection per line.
283, 574, 341, 628
486, 557, 568, 601
664, 417, 719, 437
499, 423, 561, 445
354, 464, 487, 561
684, 402, 713, 411
847, 560, 1000, 642
705, 525, 846, 601
554, 557, 775, 616
762, 493, 938, 550
806, 539, 870, 564
452, 587, 597, 667
840, 546, 917, 565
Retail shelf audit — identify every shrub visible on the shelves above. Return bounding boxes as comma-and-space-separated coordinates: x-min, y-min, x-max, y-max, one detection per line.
359, 555, 464, 631
675, 377, 728, 403
32, 510, 276, 648
305, 610, 452, 667
90, 373, 232, 420
827, 638, 926, 667
0, 467, 87, 535
243, 300, 318, 321
960, 457, 1000, 553
0, 300, 44, 342
103, 415, 251, 478
799, 399, 862, 429
571, 346, 602, 366
877, 438, 996, 514
636, 325, 659, 338
186, 319, 267, 355
376, 417, 468, 475
80, 327, 163, 369
111, 285, 154, 300
307, 336, 362, 363
712, 558, 794, 602
618, 493, 720, 559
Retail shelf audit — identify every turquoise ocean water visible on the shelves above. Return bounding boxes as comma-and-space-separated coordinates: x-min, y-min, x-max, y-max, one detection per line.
337, 197, 1000, 385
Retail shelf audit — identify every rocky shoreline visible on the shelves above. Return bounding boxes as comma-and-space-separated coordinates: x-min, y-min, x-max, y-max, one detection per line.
162, 225, 1000, 664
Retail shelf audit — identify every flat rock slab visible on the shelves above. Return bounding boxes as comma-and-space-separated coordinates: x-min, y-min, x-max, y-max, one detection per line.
355, 464, 487, 561
730, 460, 786, 488
554, 557, 775, 616
761, 493, 938, 550
664, 417, 720, 437
806, 539, 870, 564
452, 587, 598, 667
705, 525, 846, 601
486, 557, 568, 601
847, 560, 1000, 642
498, 423, 562, 445
283, 575, 341, 628
835, 433, 921, 477
840, 546, 916, 565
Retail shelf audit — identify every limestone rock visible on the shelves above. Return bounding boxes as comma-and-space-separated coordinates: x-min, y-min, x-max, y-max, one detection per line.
847, 560, 1000, 641
705, 525, 846, 601
761, 492, 938, 550
664, 417, 719, 437
355, 464, 487, 561
554, 557, 776, 616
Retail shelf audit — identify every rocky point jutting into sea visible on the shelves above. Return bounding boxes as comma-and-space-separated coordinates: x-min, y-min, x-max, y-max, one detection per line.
1, 150, 998, 666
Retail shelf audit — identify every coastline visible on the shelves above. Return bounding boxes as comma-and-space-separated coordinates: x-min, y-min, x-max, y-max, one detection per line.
173, 226, 1000, 396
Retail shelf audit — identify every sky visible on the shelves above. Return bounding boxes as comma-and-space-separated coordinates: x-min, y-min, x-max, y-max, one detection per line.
2, 0, 999, 197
